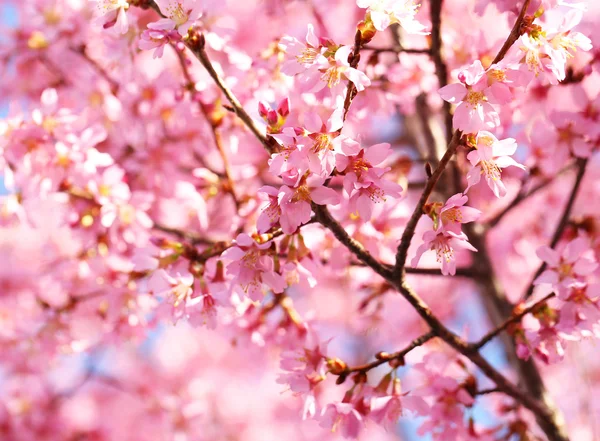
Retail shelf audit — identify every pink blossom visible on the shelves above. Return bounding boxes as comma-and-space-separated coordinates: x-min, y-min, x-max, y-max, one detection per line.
319, 402, 364, 438
438, 61, 500, 133
139, 28, 182, 59
276, 177, 340, 234
558, 282, 600, 338
356, 0, 429, 34
370, 379, 429, 430
435, 193, 481, 234
315, 46, 371, 94
221, 233, 286, 298
411, 230, 477, 276
534, 237, 598, 297
91, 0, 130, 34
336, 142, 403, 221
150, 0, 204, 37
465, 131, 526, 198
280, 24, 326, 76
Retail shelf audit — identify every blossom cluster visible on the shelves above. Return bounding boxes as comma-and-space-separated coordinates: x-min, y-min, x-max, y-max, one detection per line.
0, 0, 599, 440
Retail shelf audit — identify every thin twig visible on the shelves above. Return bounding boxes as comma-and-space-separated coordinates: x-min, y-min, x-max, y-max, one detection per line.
393, 131, 461, 277
341, 332, 436, 375
472, 293, 555, 351
362, 45, 431, 54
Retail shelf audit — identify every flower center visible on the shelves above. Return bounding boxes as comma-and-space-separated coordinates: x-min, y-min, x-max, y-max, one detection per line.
488, 69, 506, 82
435, 239, 454, 263
311, 134, 332, 153
557, 261, 573, 279
166, 2, 189, 26
465, 90, 485, 107
321, 67, 342, 88
292, 185, 312, 203
242, 250, 260, 268
480, 160, 501, 181
441, 207, 463, 224
296, 47, 319, 65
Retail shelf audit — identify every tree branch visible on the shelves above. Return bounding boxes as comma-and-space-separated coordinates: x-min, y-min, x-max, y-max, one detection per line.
340, 331, 436, 375
472, 293, 555, 351
393, 131, 461, 277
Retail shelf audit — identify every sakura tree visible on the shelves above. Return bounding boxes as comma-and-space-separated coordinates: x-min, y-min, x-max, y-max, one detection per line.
0, 0, 599, 440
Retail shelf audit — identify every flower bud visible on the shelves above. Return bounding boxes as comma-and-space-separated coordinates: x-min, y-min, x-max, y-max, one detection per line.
327, 358, 347, 375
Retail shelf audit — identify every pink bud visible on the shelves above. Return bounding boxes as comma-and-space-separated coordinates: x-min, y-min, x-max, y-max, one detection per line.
457, 71, 467, 84
293, 127, 305, 136
258, 101, 269, 118
516, 343, 530, 360
277, 97, 290, 117
267, 110, 278, 125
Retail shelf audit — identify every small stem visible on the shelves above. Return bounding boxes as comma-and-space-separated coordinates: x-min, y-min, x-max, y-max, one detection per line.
472, 293, 555, 351
342, 332, 436, 375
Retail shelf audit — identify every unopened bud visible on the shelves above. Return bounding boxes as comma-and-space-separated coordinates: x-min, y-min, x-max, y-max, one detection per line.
425, 162, 433, 178
388, 357, 405, 368
267, 109, 278, 126
277, 97, 290, 117
258, 101, 269, 118
327, 358, 347, 375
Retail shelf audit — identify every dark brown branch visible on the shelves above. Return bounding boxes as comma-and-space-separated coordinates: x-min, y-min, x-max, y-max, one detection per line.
524, 158, 588, 299
429, 0, 453, 144
393, 131, 461, 277
342, 30, 366, 121
184, 33, 275, 154
491, 0, 532, 65
362, 45, 431, 54
341, 331, 436, 375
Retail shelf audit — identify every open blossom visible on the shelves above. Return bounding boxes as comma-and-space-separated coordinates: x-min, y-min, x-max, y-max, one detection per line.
139, 28, 182, 58
91, 0, 130, 34
316, 46, 371, 94
518, 9, 592, 83
370, 379, 429, 430
356, 0, 429, 34
414, 372, 476, 440
259, 177, 340, 235
335, 142, 403, 221
465, 131, 525, 198
534, 237, 598, 297
221, 233, 286, 298
433, 193, 481, 234
558, 282, 600, 338
319, 402, 364, 438
411, 230, 477, 276
282, 42, 371, 95
148, 264, 197, 324
293, 108, 344, 175
280, 24, 326, 76
150, 0, 204, 37
438, 61, 500, 133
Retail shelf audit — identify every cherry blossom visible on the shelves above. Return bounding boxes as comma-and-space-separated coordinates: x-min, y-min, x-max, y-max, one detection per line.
465, 131, 526, 198
534, 237, 598, 296
411, 230, 477, 276
356, 0, 429, 34
438, 61, 501, 133
150, 0, 204, 37
1, 1, 599, 440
